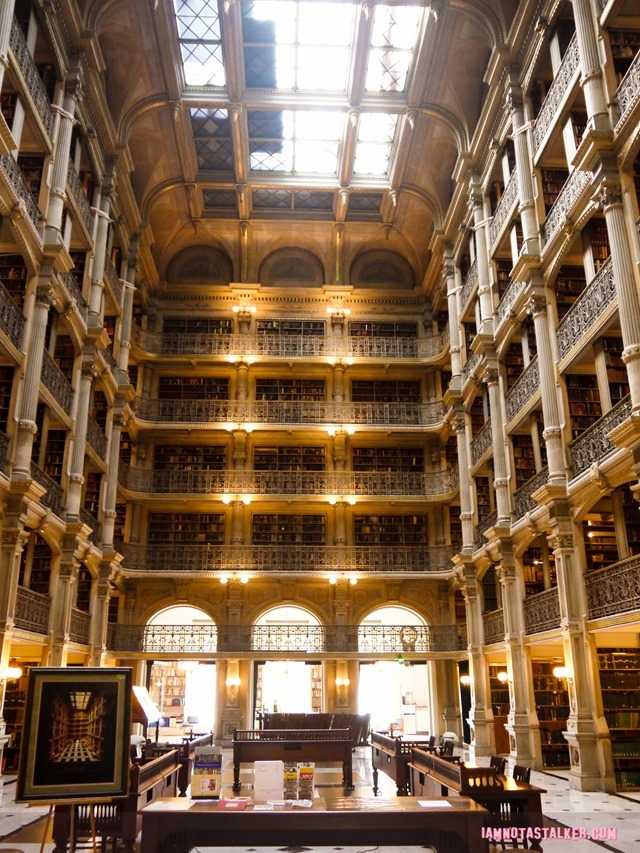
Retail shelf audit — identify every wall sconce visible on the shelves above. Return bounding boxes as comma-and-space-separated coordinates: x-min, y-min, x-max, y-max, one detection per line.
496, 671, 511, 683
326, 298, 351, 320
459, 674, 472, 686
327, 426, 356, 437
328, 575, 357, 585
335, 677, 351, 688
222, 495, 251, 505
232, 297, 257, 318
348, 577, 358, 585
328, 496, 357, 506
553, 665, 571, 680
219, 574, 249, 585
1, 666, 22, 681
225, 676, 241, 688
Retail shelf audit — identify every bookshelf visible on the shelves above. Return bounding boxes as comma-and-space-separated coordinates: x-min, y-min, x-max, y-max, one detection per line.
158, 376, 229, 400
164, 317, 233, 334
0, 253, 28, 308
351, 446, 424, 472
257, 319, 325, 336
588, 219, 610, 272
583, 514, 618, 572
351, 380, 421, 403
53, 335, 76, 381
504, 342, 525, 390
119, 432, 132, 466
154, 445, 227, 470
44, 429, 67, 483
566, 374, 602, 439
19, 537, 52, 595
445, 436, 457, 469
598, 648, 640, 788
251, 513, 326, 545
622, 485, 640, 557
348, 321, 418, 338
521, 544, 555, 596
253, 445, 325, 471
3, 663, 39, 771
570, 111, 587, 149
495, 258, 511, 299
475, 475, 492, 521
69, 249, 87, 288
114, 501, 127, 543
602, 337, 630, 406
83, 470, 102, 516
469, 395, 486, 438
532, 661, 570, 768
311, 664, 322, 712
17, 155, 44, 200
0, 365, 14, 431
541, 168, 569, 212
0, 91, 17, 127
255, 378, 325, 401
448, 505, 462, 551
147, 513, 225, 544
609, 30, 640, 84
353, 514, 428, 546
554, 265, 586, 320
511, 434, 537, 489
92, 389, 109, 430
482, 566, 498, 613
76, 565, 92, 612
488, 664, 510, 755
150, 663, 187, 729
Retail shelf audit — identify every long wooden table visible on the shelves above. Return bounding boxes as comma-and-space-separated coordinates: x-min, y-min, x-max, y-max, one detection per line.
232, 728, 354, 792
410, 748, 546, 852
371, 731, 435, 794
140, 796, 488, 853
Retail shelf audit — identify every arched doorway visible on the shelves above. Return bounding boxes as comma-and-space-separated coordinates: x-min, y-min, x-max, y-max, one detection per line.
253, 606, 323, 724
146, 606, 216, 740
358, 606, 431, 734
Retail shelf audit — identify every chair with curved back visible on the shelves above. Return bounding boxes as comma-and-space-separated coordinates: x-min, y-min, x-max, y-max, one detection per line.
490, 755, 506, 775
512, 764, 531, 784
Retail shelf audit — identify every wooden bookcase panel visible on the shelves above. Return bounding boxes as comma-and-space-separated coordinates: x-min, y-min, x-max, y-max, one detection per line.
148, 512, 225, 544
252, 513, 326, 545
255, 378, 325, 401
158, 376, 229, 400
351, 446, 424, 472
353, 514, 427, 546
566, 374, 602, 439
598, 648, 640, 788
253, 445, 325, 471
532, 661, 570, 768
350, 380, 421, 403
348, 321, 418, 338
154, 445, 227, 470
257, 319, 325, 336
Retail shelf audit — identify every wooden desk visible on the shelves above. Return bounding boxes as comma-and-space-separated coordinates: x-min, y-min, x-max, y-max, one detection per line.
371, 732, 434, 795
410, 748, 546, 852
232, 728, 354, 792
140, 796, 488, 853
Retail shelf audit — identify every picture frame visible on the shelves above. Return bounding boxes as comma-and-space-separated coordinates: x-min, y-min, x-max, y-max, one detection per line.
16, 667, 132, 803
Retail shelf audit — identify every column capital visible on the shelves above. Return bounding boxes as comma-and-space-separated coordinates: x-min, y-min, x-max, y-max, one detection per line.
526, 295, 547, 316
548, 532, 573, 551
482, 367, 500, 386
594, 181, 623, 211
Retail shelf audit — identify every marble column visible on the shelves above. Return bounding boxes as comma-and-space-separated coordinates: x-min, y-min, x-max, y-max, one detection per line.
527, 293, 566, 483
89, 564, 114, 665
66, 357, 96, 519
469, 177, 494, 336
483, 366, 511, 524
117, 246, 138, 386
87, 176, 113, 327
230, 500, 244, 545
444, 244, 462, 387
332, 362, 345, 402
0, 0, 16, 94
101, 410, 125, 549
461, 567, 495, 758
452, 408, 475, 551
333, 499, 347, 545
236, 360, 249, 401
45, 65, 81, 244
570, 0, 610, 132
507, 82, 540, 256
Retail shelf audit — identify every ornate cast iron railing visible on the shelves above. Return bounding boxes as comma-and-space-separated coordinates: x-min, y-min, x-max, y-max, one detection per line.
523, 587, 561, 634
462, 351, 482, 385
483, 609, 505, 645
533, 33, 580, 153
69, 607, 91, 644
505, 355, 539, 424
59, 272, 88, 319
489, 171, 519, 246
616, 48, 640, 129
512, 466, 548, 519
0, 153, 42, 233
470, 420, 492, 467
459, 259, 478, 314
557, 259, 615, 364
133, 397, 446, 428
30, 461, 65, 517
586, 556, 640, 621
475, 509, 498, 545
104, 258, 123, 305
496, 277, 526, 330
119, 543, 455, 575
10, 18, 55, 141
543, 167, 592, 246
14, 585, 50, 634
570, 394, 631, 479
41, 349, 74, 416
0, 280, 26, 350
66, 160, 94, 237
0, 429, 9, 472
86, 415, 107, 459
105, 623, 467, 655
119, 466, 459, 498
131, 326, 449, 361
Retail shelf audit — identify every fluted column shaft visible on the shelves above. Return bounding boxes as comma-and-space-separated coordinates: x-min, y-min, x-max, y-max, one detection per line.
508, 84, 540, 254
89, 569, 112, 665
484, 368, 511, 523
0, 0, 16, 93
66, 358, 96, 518
444, 246, 462, 386
236, 361, 249, 401
463, 570, 495, 758
570, 0, 610, 129
101, 411, 124, 549
231, 500, 244, 544
117, 249, 137, 385
232, 429, 247, 470
332, 363, 345, 402
600, 185, 640, 411
45, 68, 80, 243
334, 500, 346, 545
470, 181, 494, 335
453, 410, 475, 551
528, 294, 565, 482
88, 187, 112, 325
13, 285, 52, 477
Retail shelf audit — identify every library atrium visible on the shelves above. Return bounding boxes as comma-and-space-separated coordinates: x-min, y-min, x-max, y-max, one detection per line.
1, 0, 640, 804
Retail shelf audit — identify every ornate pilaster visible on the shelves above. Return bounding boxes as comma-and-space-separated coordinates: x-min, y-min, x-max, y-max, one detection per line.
527, 292, 566, 483
597, 183, 640, 413
483, 366, 511, 523
89, 564, 116, 665
569, 0, 610, 132
232, 428, 247, 470
45, 62, 81, 244
444, 245, 462, 388
452, 409, 475, 551
469, 177, 494, 336
220, 658, 244, 742
506, 81, 540, 257
235, 360, 249, 401
12, 282, 54, 478
332, 362, 345, 402
333, 498, 347, 545
66, 357, 96, 519
50, 550, 81, 666
230, 500, 244, 544
101, 410, 125, 549
460, 566, 495, 758
331, 428, 348, 473
549, 521, 615, 791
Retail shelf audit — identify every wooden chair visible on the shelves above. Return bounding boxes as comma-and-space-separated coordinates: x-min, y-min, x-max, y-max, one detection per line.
440, 738, 455, 757
512, 764, 531, 783
490, 755, 506, 775
461, 767, 528, 850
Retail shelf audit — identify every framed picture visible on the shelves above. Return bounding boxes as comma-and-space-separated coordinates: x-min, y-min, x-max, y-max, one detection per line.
16, 667, 132, 803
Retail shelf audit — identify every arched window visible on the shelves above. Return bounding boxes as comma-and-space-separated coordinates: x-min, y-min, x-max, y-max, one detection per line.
253, 605, 323, 652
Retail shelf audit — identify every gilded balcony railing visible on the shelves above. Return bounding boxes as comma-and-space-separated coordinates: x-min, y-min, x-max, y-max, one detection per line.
505, 355, 539, 424
66, 160, 94, 238
470, 420, 492, 467
9, 18, 55, 141
483, 609, 505, 645
0, 429, 9, 472
543, 167, 592, 246
0, 280, 26, 350
496, 277, 526, 330
586, 555, 640, 621
69, 607, 91, 644
523, 587, 561, 634
118, 466, 459, 498
119, 543, 455, 575
30, 462, 65, 518
14, 585, 50, 634
489, 171, 519, 246
41, 350, 74, 416
512, 466, 548, 519
59, 272, 88, 319
105, 622, 467, 655
557, 259, 615, 364
104, 258, 123, 305
570, 394, 631, 479
616, 48, 640, 129
131, 326, 449, 361
459, 259, 478, 314
533, 33, 580, 153
86, 415, 107, 459
0, 154, 42, 233
133, 398, 446, 428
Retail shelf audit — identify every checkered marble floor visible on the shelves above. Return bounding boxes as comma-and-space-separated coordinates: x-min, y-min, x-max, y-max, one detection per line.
2, 749, 640, 852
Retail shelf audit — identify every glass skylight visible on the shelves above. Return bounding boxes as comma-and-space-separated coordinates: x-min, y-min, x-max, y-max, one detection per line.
365, 5, 421, 92
354, 113, 398, 176
249, 110, 343, 174
175, 0, 226, 86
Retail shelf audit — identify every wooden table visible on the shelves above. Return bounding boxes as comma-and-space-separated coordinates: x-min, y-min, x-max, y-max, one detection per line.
371, 731, 434, 794
232, 728, 354, 792
140, 796, 488, 853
